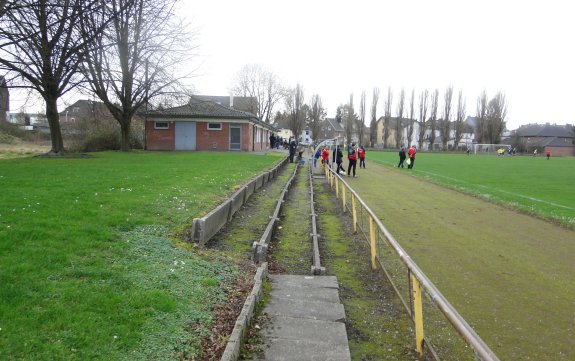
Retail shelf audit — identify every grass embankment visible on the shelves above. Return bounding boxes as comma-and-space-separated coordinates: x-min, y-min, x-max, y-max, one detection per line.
0, 151, 282, 360
368, 151, 575, 228
345, 157, 574, 361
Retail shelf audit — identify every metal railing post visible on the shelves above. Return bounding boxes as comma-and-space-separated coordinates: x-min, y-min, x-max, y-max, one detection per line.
335, 176, 339, 198
352, 194, 357, 233
411, 274, 425, 358
342, 184, 346, 212
369, 217, 377, 270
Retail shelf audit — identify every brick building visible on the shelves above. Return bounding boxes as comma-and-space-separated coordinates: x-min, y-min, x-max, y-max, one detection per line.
144, 96, 275, 151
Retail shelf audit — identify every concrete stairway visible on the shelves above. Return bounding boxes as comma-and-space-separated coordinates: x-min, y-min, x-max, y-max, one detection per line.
253, 275, 351, 361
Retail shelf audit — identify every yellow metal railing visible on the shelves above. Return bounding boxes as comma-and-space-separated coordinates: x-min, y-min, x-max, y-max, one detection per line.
323, 165, 500, 361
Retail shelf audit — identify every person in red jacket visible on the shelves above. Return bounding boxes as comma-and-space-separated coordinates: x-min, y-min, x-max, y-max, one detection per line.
347, 143, 358, 177
321, 146, 330, 167
358, 145, 366, 168
407, 145, 417, 169
545, 149, 551, 160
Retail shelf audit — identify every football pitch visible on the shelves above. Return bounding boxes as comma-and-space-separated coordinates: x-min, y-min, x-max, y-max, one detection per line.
349, 150, 574, 360
368, 151, 575, 228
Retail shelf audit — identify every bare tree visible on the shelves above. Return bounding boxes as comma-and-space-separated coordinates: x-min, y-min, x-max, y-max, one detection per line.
357, 91, 366, 145
440, 86, 453, 150
417, 89, 429, 149
80, 0, 193, 151
0, 0, 106, 155
285, 84, 305, 142
429, 89, 439, 150
231, 64, 286, 123
475, 90, 488, 143
345, 93, 355, 144
395, 88, 405, 148
308, 94, 325, 142
383, 87, 393, 148
369, 87, 379, 147
453, 90, 467, 149
485, 92, 507, 143
406, 88, 416, 147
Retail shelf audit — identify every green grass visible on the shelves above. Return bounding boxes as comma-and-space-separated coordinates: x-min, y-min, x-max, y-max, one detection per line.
0, 151, 283, 360
367, 151, 575, 227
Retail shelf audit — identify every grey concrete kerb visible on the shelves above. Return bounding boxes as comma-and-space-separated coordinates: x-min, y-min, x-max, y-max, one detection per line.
220, 262, 268, 361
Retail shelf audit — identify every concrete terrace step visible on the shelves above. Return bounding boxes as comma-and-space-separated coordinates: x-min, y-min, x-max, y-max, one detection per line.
255, 275, 351, 361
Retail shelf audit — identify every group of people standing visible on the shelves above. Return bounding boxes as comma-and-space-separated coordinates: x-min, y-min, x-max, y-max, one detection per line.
397, 145, 417, 169
315, 143, 366, 177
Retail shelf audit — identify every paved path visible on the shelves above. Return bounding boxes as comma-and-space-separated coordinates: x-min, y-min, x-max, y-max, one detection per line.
254, 275, 351, 361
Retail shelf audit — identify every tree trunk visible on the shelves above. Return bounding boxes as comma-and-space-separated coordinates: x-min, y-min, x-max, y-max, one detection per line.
120, 119, 131, 152
45, 96, 65, 155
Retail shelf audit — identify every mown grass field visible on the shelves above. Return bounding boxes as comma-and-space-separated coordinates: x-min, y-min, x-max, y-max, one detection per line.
0, 151, 282, 360
367, 151, 575, 228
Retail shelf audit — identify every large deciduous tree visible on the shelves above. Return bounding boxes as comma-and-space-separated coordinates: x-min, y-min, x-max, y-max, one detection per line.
345, 93, 355, 144
485, 92, 507, 144
285, 84, 305, 141
383, 87, 392, 148
406, 88, 416, 147
231, 64, 286, 123
428, 89, 439, 150
417, 89, 429, 149
395, 88, 405, 148
440, 86, 453, 150
475, 91, 488, 143
369, 87, 379, 147
453, 90, 467, 149
0, 0, 104, 155
357, 91, 366, 145
308, 94, 325, 142
81, 0, 192, 151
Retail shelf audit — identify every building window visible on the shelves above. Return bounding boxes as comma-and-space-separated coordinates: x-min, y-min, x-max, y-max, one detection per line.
73, 107, 80, 113
154, 121, 169, 129
208, 123, 222, 130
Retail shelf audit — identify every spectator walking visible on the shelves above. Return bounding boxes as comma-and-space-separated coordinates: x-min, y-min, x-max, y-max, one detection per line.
289, 138, 297, 163
321, 146, 330, 167
347, 143, 358, 177
335, 145, 345, 174
358, 145, 366, 168
398, 147, 407, 168
407, 145, 417, 169
313, 146, 321, 168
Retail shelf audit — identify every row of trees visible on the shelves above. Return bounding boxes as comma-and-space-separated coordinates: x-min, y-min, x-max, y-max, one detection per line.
0, 0, 192, 154
342, 86, 507, 150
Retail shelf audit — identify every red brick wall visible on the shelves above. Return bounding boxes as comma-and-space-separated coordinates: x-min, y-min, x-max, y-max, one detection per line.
242, 123, 252, 151
146, 120, 174, 150
548, 146, 575, 157
196, 122, 230, 151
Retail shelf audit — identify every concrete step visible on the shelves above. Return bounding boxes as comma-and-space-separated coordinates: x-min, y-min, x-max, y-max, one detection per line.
255, 275, 351, 361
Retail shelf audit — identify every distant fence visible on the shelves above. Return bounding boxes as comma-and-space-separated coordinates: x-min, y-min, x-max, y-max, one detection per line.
186, 157, 288, 245
323, 165, 500, 361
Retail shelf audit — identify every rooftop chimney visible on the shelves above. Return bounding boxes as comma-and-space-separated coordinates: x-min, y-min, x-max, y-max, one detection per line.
229, 95, 234, 108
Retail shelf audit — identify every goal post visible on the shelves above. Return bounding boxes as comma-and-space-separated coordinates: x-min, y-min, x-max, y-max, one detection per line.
473, 144, 511, 155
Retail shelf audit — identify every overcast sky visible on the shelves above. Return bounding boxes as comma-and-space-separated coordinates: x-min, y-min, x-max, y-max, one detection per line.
8, 0, 574, 130
180, 0, 574, 130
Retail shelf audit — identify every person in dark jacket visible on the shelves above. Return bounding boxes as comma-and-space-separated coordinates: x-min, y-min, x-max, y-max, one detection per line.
335, 145, 345, 174
289, 138, 297, 163
398, 146, 407, 168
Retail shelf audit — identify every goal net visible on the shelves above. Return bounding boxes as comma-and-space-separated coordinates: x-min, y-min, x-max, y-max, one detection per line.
473, 144, 511, 155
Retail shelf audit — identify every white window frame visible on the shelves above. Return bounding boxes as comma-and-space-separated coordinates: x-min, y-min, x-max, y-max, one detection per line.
207, 122, 222, 130
154, 121, 169, 129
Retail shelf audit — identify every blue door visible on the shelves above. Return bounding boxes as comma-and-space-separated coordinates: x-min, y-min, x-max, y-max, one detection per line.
175, 122, 196, 150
